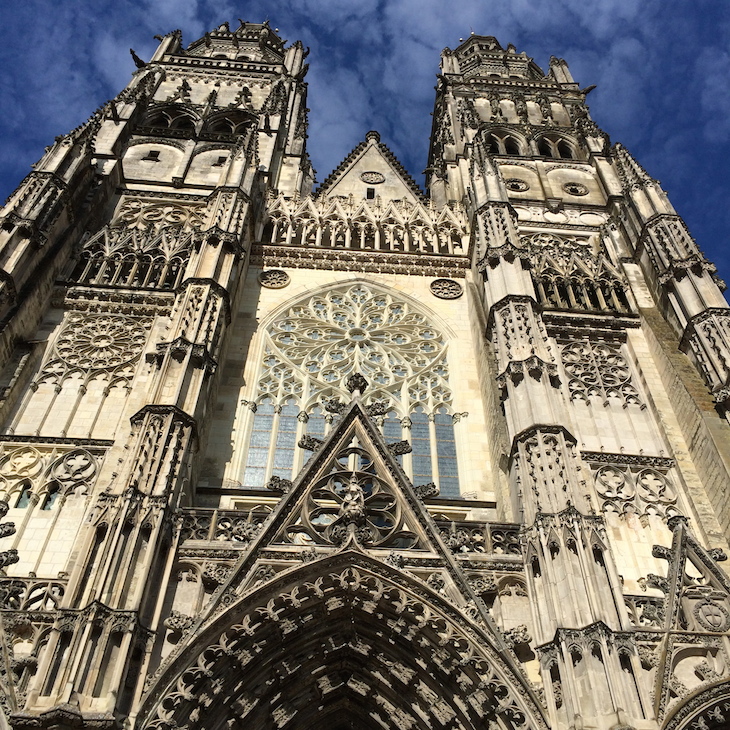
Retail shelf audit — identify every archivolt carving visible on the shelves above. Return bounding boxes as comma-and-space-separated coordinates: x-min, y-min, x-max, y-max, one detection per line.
139, 557, 547, 730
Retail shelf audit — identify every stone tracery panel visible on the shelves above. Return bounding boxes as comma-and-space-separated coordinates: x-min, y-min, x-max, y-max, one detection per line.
241, 284, 461, 494
587, 459, 679, 519
560, 340, 642, 406
8, 313, 148, 439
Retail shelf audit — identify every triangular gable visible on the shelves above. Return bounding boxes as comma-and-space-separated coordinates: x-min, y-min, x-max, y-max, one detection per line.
142, 391, 553, 724
647, 517, 730, 720
317, 130, 425, 203
170, 393, 516, 649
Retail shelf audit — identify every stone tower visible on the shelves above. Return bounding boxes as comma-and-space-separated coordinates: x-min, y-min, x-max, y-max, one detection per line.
0, 21, 729, 730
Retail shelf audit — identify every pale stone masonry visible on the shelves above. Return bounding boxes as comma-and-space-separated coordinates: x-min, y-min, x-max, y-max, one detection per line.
0, 20, 728, 730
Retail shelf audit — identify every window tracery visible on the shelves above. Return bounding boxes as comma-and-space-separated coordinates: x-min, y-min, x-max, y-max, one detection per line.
560, 340, 642, 406
241, 284, 461, 496
71, 225, 193, 291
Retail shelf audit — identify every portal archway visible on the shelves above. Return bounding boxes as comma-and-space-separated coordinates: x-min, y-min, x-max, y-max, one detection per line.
139, 552, 547, 730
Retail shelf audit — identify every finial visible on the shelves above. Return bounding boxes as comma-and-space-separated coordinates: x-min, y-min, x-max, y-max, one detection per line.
346, 373, 368, 396
365, 130, 380, 143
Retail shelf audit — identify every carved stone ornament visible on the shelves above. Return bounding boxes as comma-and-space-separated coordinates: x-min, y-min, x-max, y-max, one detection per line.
430, 278, 463, 299
694, 600, 730, 632
505, 178, 530, 192
562, 182, 589, 196
258, 269, 290, 289
359, 171, 385, 184
55, 314, 147, 370
283, 445, 418, 548
114, 198, 206, 231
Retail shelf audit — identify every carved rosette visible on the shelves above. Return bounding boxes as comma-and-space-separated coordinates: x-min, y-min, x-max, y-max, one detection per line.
430, 278, 463, 299
55, 314, 147, 370
258, 269, 290, 289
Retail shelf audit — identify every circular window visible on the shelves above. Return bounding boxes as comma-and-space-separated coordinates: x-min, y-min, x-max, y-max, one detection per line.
430, 279, 463, 299
360, 171, 385, 184
505, 179, 529, 192
563, 182, 589, 196
258, 270, 290, 289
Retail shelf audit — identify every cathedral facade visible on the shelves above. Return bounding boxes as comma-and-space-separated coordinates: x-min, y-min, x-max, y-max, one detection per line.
0, 19, 730, 730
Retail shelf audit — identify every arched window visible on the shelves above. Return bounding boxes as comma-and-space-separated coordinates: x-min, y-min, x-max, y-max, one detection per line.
241, 285, 461, 496
15, 481, 32, 508
203, 111, 253, 136
485, 132, 523, 156
143, 106, 198, 132
41, 482, 60, 511
536, 134, 579, 159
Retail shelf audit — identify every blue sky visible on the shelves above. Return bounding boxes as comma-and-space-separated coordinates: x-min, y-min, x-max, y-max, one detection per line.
1, 1, 729, 287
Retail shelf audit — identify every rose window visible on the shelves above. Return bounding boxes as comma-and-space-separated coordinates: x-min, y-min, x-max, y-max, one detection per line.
55, 315, 147, 370
240, 284, 461, 497
267, 285, 449, 399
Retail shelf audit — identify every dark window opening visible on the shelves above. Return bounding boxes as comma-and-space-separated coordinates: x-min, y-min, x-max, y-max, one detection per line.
366, 187, 375, 199
142, 150, 160, 162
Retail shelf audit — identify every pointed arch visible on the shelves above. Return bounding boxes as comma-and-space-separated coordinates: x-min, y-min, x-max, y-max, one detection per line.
138, 551, 548, 730
237, 281, 461, 494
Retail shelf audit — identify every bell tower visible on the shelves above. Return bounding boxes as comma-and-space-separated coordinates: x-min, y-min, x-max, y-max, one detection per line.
0, 20, 311, 727
427, 33, 730, 730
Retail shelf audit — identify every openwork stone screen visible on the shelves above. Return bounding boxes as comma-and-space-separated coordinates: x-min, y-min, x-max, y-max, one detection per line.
242, 284, 460, 496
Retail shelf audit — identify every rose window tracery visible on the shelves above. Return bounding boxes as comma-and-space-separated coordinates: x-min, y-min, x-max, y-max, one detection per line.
267, 285, 450, 404
241, 285, 460, 496
55, 315, 147, 370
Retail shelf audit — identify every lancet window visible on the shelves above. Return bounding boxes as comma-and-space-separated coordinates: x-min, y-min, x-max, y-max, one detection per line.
536, 134, 578, 159
142, 106, 198, 132
485, 132, 524, 156
70, 225, 192, 291
241, 284, 461, 496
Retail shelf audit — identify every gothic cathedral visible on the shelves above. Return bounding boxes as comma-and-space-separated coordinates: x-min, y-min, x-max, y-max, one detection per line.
0, 20, 729, 730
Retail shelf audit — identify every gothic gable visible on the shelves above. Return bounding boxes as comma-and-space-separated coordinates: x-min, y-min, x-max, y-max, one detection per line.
316, 130, 425, 203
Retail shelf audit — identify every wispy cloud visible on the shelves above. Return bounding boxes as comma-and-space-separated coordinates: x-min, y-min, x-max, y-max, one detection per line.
0, 0, 728, 280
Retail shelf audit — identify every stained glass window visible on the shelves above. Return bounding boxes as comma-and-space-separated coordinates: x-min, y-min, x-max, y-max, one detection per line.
242, 284, 461, 495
